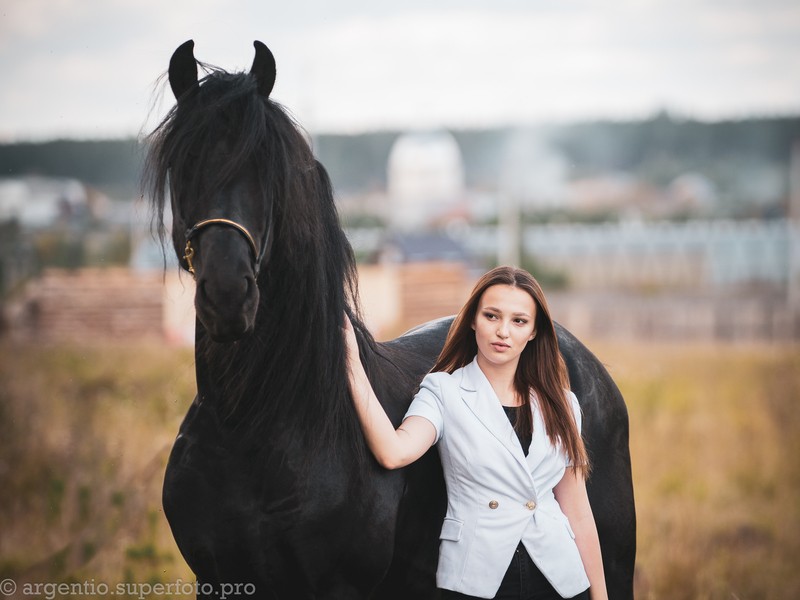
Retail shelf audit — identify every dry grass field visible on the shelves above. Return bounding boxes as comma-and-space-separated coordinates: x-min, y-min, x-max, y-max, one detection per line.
592, 340, 800, 600
0, 339, 798, 599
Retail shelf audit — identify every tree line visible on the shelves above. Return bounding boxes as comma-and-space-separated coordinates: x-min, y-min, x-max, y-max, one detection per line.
1, 113, 798, 207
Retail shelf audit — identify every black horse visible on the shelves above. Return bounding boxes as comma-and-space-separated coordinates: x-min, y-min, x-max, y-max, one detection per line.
144, 40, 636, 599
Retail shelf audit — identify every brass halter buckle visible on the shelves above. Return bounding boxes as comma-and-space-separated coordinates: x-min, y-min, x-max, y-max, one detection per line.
183, 239, 197, 274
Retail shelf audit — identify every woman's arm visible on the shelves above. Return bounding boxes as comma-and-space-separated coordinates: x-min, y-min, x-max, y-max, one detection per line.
554, 470, 608, 600
344, 315, 436, 470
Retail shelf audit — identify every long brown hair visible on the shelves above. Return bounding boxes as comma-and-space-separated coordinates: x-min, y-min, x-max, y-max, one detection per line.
431, 266, 589, 474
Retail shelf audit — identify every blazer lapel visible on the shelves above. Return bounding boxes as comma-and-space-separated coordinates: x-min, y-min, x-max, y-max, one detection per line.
459, 359, 531, 475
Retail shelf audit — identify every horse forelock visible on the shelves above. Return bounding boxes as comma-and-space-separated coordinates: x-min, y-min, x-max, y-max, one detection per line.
144, 66, 371, 470
145, 70, 289, 218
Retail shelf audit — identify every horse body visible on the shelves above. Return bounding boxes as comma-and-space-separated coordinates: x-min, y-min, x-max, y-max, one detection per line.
146, 40, 635, 599
163, 319, 450, 599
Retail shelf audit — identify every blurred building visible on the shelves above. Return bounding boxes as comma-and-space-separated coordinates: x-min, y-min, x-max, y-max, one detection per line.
0, 176, 90, 228
387, 130, 465, 230
436, 218, 798, 341
7, 268, 164, 342
358, 232, 473, 338
521, 219, 789, 291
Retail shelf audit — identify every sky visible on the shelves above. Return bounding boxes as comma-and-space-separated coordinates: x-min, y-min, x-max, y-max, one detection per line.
0, 0, 798, 141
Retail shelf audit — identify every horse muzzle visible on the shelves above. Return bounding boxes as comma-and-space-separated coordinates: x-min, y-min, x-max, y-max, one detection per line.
195, 274, 259, 342
186, 226, 262, 342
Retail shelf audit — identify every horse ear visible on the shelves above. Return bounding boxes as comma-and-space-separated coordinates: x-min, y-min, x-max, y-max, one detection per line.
250, 41, 276, 98
169, 39, 198, 100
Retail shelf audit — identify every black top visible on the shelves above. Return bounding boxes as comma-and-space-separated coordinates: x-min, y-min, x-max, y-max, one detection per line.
502, 405, 532, 457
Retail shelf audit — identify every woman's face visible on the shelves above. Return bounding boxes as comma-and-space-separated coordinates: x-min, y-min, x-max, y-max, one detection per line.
472, 284, 537, 371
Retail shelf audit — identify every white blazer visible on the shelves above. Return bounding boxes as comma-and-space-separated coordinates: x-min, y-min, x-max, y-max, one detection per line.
404, 358, 590, 599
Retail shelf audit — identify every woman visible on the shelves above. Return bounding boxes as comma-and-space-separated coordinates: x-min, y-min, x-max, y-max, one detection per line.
344, 266, 607, 600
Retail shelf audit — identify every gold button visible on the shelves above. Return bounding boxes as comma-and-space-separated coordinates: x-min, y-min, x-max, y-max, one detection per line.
488, 500, 499, 509
526, 501, 536, 510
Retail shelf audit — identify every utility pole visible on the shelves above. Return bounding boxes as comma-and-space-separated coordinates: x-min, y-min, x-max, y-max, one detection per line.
497, 192, 521, 268
789, 141, 800, 336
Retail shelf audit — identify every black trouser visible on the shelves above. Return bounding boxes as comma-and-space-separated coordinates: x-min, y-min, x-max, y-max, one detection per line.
439, 542, 590, 600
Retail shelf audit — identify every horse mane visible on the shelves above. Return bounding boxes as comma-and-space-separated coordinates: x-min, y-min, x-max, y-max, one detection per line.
143, 65, 379, 469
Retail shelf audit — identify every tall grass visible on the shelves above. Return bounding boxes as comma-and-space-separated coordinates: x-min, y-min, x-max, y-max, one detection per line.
592, 341, 800, 600
0, 340, 798, 598
0, 342, 196, 595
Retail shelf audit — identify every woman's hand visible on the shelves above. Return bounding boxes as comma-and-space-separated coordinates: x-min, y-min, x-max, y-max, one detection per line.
341, 312, 436, 470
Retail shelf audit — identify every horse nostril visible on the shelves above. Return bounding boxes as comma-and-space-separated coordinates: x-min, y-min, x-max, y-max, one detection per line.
244, 276, 260, 304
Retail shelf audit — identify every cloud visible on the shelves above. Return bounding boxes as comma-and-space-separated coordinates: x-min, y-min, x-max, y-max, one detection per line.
0, 0, 797, 140
285, 4, 800, 130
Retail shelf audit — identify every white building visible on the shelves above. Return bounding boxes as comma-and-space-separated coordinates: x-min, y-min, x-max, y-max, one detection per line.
386, 130, 465, 230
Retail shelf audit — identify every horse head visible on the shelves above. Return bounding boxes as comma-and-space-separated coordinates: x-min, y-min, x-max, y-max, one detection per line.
150, 40, 280, 342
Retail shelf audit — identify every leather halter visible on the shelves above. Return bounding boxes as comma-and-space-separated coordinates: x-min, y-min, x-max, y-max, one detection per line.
183, 218, 267, 279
